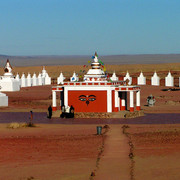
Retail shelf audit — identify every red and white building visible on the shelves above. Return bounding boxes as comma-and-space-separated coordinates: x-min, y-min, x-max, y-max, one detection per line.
52, 53, 141, 113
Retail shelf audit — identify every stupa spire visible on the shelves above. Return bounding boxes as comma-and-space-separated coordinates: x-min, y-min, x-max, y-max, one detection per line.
4, 59, 12, 72
95, 51, 98, 57
84, 52, 107, 82
93, 52, 99, 63
4, 59, 13, 77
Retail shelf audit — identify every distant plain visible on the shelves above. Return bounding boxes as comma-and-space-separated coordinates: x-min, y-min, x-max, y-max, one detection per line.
0, 54, 180, 79
1, 54, 180, 66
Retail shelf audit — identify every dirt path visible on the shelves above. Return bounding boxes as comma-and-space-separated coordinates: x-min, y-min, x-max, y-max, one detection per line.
95, 125, 131, 180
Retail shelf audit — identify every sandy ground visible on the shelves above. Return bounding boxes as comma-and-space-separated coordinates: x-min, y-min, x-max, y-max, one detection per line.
0, 123, 180, 179
0, 63, 180, 179
0, 124, 133, 180
140, 85, 180, 113
2, 85, 52, 112
127, 125, 180, 180
0, 62, 180, 79
0, 124, 105, 180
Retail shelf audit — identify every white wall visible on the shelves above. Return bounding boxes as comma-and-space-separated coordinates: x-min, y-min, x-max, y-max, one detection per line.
0, 92, 8, 106
0, 78, 20, 91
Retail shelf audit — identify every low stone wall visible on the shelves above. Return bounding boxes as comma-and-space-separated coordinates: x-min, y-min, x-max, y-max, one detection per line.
52, 110, 144, 119
75, 112, 111, 118
74, 110, 144, 119
124, 110, 144, 118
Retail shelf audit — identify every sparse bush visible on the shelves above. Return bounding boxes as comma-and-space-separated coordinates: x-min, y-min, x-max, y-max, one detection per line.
103, 124, 110, 129
122, 125, 130, 129
7, 122, 20, 129
7, 122, 36, 129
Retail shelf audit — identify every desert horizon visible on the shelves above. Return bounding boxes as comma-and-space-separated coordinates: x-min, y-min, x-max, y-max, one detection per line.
0, 54, 180, 67
0, 54, 180, 80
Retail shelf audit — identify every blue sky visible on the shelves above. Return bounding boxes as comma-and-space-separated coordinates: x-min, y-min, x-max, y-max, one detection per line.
0, 0, 180, 55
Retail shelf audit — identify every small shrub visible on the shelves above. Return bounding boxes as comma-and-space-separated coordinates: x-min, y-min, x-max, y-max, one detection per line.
129, 152, 134, 159
7, 122, 20, 129
122, 125, 130, 129
103, 124, 110, 129
7, 122, 36, 129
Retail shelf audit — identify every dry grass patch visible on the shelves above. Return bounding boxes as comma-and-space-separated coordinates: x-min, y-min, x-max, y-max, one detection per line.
7, 122, 36, 129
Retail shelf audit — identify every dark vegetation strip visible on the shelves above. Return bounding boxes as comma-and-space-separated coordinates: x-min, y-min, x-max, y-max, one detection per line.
122, 125, 135, 180
89, 125, 110, 180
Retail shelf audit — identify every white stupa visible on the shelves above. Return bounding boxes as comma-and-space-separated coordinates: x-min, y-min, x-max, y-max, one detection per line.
137, 71, 146, 85
70, 71, 79, 82
45, 73, 51, 85
26, 73, 32, 87
41, 66, 51, 85
15, 72, 20, 80
15, 73, 21, 88
32, 73, 37, 86
21, 73, 27, 87
42, 66, 47, 77
57, 72, 66, 84
165, 71, 174, 87
124, 71, 132, 85
38, 73, 43, 85
83, 52, 107, 82
0, 59, 20, 91
151, 71, 160, 86
110, 71, 118, 81
0, 91, 8, 106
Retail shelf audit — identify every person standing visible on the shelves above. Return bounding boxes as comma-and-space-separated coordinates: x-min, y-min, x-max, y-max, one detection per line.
48, 105, 52, 119
30, 110, 33, 124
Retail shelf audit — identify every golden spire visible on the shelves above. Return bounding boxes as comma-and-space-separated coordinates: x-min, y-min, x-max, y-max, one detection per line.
95, 51, 97, 57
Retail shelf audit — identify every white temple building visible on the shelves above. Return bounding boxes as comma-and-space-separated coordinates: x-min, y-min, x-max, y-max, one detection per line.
151, 71, 160, 86
70, 72, 79, 82
0, 60, 20, 91
52, 52, 141, 113
165, 71, 174, 87
137, 71, 146, 85
32, 73, 38, 86
57, 72, 66, 84
110, 71, 118, 82
27, 73, 32, 87
21, 73, 27, 87
124, 71, 132, 85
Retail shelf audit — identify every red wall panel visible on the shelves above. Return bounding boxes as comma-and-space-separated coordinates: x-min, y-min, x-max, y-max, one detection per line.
112, 90, 115, 112
68, 90, 107, 112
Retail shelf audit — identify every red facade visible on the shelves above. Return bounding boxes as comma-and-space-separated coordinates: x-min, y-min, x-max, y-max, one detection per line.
68, 90, 107, 112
